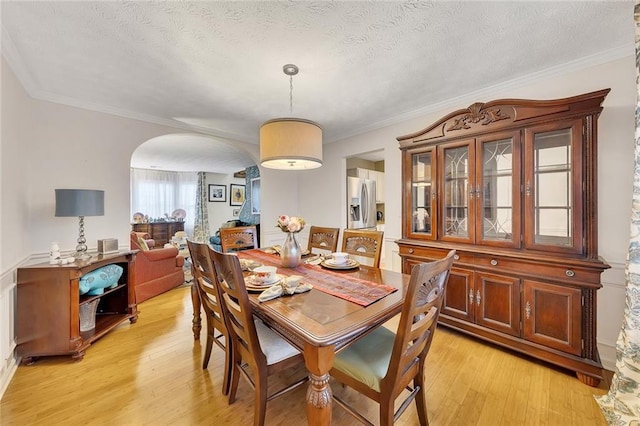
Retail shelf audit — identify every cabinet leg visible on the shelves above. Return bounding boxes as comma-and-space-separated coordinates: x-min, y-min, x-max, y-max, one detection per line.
71, 351, 85, 362
21, 356, 37, 365
576, 372, 601, 387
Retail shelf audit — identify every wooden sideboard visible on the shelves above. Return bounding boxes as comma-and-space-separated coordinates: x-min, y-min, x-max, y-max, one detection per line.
131, 221, 184, 247
16, 251, 138, 363
397, 89, 610, 386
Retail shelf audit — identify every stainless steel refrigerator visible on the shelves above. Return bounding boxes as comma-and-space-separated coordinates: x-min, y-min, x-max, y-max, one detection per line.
347, 177, 376, 229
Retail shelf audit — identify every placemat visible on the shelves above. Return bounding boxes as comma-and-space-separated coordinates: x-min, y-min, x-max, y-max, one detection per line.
237, 250, 396, 306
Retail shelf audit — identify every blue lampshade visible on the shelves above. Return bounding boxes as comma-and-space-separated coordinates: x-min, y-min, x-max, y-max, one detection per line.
55, 189, 104, 217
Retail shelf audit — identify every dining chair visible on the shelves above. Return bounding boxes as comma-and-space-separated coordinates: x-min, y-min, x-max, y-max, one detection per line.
341, 229, 384, 268
219, 225, 258, 253
307, 226, 340, 254
330, 250, 456, 426
186, 240, 232, 396
210, 248, 308, 426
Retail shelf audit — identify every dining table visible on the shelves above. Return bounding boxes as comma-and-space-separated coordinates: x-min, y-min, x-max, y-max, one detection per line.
190, 249, 410, 426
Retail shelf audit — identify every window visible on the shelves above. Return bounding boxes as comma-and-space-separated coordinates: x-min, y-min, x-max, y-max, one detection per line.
130, 168, 197, 234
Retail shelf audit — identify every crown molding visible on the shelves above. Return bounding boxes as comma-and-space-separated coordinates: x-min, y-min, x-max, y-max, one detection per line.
3, 29, 632, 146
332, 44, 634, 143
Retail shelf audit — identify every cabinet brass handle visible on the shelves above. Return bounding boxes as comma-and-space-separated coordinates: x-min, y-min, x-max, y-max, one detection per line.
565, 269, 575, 277
490, 259, 498, 266
525, 181, 532, 196
525, 301, 531, 319
469, 290, 475, 305
476, 290, 481, 305
476, 185, 481, 199
408, 248, 414, 254
454, 254, 460, 260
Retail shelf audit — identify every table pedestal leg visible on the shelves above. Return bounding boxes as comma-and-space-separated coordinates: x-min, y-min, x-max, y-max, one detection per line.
191, 281, 201, 340
304, 343, 334, 425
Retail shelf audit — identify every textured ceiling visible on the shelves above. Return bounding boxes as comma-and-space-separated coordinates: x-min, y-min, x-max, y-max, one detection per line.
1, 1, 634, 172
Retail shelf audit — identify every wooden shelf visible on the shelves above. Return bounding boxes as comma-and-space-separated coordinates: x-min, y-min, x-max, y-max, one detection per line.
17, 251, 138, 363
79, 283, 127, 306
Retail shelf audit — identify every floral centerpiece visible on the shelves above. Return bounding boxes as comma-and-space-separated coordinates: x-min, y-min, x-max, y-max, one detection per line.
277, 215, 305, 233
277, 215, 305, 267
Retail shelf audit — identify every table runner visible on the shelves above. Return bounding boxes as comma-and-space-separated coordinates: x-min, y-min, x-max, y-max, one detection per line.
237, 250, 397, 307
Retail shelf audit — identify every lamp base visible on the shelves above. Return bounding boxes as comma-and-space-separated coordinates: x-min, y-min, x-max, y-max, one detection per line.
75, 251, 92, 261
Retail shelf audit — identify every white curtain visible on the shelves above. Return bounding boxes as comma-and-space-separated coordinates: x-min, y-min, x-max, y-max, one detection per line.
595, 3, 640, 423
130, 168, 198, 235
192, 172, 210, 243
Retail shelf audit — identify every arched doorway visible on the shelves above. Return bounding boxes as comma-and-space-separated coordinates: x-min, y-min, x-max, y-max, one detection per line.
130, 133, 258, 240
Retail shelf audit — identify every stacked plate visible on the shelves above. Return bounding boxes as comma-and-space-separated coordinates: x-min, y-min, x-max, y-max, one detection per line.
245, 274, 284, 292
320, 259, 360, 270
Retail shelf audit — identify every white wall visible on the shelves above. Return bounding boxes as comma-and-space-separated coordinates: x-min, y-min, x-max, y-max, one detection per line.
0, 56, 32, 397
206, 172, 246, 234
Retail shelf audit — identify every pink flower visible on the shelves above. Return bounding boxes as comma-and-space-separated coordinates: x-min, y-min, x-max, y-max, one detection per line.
277, 214, 305, 233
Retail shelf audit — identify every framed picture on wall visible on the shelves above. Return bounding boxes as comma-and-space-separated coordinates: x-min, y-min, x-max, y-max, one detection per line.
208, 184, 226, 202
251, 178, 261, 214
230, 184, 245, 206
232, 208, 240, 217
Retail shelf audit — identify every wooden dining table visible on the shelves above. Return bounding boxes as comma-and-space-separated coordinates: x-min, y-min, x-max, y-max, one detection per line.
190, 250, 410, 425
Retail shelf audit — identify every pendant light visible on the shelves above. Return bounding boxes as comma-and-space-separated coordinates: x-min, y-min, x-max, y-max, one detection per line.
260, 64, 323, 170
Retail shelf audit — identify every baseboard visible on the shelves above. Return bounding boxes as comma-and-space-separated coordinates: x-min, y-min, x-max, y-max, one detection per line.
0, 351, 18, 400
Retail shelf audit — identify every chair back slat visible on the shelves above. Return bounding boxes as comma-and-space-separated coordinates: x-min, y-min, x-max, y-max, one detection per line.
187, 240, 225, 336
220, 226, 258, 253
341, 229, 384, 268
382, 250, 455, 396
307, 226, 340, 253
210, 249, 266, 369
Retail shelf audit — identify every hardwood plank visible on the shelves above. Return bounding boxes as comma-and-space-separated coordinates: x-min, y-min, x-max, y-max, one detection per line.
0, 284, 612, 425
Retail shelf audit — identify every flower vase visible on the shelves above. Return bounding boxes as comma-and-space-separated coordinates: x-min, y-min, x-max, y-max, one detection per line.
281, 232, 301, 268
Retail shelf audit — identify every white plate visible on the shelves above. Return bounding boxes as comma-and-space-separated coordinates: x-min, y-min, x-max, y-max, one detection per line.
324, 259, 357, 267
320, 259, 360, 270
246, 273, 283, 287
172, 208, 186, 220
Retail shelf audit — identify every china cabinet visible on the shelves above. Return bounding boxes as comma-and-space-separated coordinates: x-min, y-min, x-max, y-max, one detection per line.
397, 89, 610, 386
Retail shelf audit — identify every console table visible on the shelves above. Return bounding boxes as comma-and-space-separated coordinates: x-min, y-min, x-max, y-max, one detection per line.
131, 221, 184, 247
16, 251, 138, 363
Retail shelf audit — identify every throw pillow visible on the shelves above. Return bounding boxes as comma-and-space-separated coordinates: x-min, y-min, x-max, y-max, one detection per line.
79, 264, 124, 296
138, 237, 149, 251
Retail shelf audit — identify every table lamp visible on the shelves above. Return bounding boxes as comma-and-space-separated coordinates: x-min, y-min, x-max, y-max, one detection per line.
55, 189, 104, 260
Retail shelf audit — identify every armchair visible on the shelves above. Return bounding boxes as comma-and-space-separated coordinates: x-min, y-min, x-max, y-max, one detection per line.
130, 232, 185, 303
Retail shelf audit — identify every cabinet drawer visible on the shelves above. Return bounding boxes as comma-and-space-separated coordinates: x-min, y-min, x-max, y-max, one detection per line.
132, 223, 151, 234
474, 254, 601, 285
399, 245, 473, 265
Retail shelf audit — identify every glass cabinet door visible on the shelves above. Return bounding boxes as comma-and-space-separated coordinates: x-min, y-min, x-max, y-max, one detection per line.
524, 120, 582, 253
476, 132, 521, 247
440, 141, 475, 243
407, 148, 436, 239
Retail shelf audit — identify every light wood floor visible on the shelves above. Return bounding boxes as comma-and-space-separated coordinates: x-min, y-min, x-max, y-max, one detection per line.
0, 283, 612, 425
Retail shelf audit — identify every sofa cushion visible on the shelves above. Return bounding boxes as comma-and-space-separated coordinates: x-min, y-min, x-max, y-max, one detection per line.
138, 237, 150, 251
79, 264, 124, 296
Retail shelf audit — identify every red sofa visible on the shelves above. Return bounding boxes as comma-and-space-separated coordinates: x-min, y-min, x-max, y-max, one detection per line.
130, 232, 184, 303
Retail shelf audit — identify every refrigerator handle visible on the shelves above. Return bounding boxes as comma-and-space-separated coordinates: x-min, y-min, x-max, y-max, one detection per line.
362, 183, 368, 224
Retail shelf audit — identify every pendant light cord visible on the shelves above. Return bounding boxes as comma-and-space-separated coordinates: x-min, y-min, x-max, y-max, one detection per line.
289, 74, 294, 115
